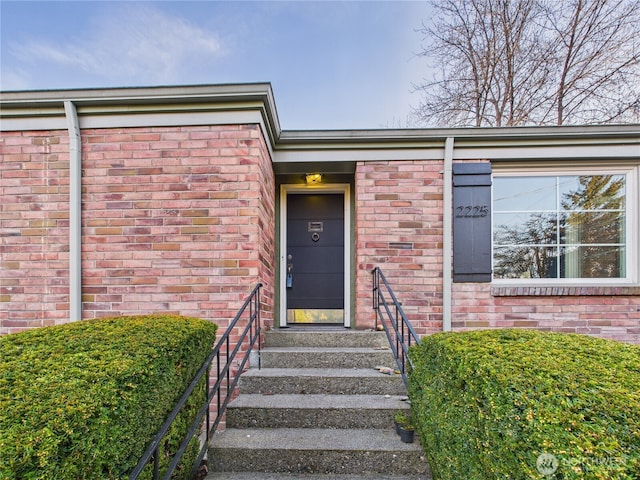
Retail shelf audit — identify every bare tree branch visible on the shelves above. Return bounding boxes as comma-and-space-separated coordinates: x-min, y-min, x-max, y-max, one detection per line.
413, 0, 640, 126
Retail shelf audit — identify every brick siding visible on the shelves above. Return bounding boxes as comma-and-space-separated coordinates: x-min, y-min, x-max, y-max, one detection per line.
1, 125, 275, 336
1, 131, 71, 331
355, 160, 444, 334
453, 283, 640, 344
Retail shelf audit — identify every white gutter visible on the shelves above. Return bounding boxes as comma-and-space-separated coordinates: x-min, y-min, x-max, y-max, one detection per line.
64, 101, 82, 321
442, 137, 454, 332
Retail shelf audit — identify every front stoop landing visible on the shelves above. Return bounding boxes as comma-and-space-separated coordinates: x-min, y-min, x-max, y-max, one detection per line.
206, 330, 431, 480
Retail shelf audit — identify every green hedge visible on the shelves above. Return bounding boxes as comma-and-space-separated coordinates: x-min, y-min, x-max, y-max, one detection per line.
408, 329, 640, 480
0, 314, 218, 480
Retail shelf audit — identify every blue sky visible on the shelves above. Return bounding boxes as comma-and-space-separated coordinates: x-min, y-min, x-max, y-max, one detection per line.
1, 1, 433, 130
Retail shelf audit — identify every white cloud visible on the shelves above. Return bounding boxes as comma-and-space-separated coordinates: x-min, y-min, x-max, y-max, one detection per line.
9, 5, 223, 85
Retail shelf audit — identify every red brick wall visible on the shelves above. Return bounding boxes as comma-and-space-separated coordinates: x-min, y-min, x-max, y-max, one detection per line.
1, 125, 275, 336
355, 160, 444, 334
452, 284, 640, 344
1, 131, 71, 332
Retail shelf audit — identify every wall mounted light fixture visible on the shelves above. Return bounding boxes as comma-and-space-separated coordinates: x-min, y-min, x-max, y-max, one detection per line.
305, 173, 322, 184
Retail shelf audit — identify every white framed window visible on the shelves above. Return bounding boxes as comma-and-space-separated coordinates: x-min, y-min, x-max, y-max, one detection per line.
492, 165, 638, 284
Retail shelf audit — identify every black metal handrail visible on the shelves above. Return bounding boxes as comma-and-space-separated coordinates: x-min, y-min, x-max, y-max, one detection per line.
372, 267, 420, 387
129, 283, 263, 480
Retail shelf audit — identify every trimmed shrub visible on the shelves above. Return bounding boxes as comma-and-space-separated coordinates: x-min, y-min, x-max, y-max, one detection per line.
408, 329, 640, 480
0, 314, 217, 479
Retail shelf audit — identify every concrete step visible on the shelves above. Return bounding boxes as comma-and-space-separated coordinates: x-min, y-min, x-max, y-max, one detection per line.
205, 473, 430, 480
264, 331, 388, 348
206, 330, 430, 478
226, 394, 410, 429
260, 347, 395, 369
240, 368, 406, 395
208, 428, 430, 476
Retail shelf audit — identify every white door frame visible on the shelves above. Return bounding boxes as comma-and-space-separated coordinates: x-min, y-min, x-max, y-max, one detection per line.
279, 183, 351, 327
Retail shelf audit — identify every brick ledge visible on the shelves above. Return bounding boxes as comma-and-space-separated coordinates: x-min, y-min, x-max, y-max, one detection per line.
491, 286, 640, 296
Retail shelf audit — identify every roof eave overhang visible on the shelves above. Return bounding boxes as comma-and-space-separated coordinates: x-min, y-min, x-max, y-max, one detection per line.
2, 84, 638, 163
274, 124, 640, 164
0, 83, 282, 151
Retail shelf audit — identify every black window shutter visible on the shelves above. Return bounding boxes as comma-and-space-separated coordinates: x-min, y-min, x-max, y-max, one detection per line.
452, 163, 492, 282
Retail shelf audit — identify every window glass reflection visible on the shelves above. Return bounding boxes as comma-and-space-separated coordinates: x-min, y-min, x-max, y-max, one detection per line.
493, 174, 626, 280
493, 177, 556, 211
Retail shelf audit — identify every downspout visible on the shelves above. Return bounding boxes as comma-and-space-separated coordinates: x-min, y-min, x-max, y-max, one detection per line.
442, 137, 454, 332
64, 101, 82, 321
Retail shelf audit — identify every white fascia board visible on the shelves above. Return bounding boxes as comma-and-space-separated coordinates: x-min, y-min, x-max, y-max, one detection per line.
279, 124, 640, 143
0, 83, 276, 109
274, 147, 446, 164
274, 140, 639, 164
1, 115, 68, 131
461, 144, 640, 161
76, 109, 265, 129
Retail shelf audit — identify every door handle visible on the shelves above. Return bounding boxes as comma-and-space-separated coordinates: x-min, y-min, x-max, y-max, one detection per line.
287, 255, 293, 288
